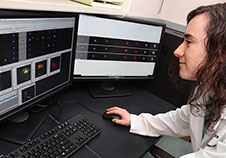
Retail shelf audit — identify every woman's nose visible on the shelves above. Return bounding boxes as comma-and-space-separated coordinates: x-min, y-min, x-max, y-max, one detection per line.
174, 43, 184, 58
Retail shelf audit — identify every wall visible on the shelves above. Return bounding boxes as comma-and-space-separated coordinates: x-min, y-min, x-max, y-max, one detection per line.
160, 0, 225, 25
126, 0, 225, 26
126, 0, 162, 19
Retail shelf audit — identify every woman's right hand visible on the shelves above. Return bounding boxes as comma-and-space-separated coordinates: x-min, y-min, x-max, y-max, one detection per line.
106, 107, 131, 126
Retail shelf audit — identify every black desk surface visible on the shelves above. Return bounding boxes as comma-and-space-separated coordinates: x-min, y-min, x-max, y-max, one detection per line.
0, 83, 176, 158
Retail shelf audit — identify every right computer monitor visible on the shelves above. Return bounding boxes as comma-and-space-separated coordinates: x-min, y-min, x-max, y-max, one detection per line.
74, 14, 165, 79
74, 14, 165, 97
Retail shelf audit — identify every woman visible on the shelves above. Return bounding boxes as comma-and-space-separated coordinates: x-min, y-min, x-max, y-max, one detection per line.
106, 3, 226, 158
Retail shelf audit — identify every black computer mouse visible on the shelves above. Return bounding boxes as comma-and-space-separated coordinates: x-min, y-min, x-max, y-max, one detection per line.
103, 112, 121, 121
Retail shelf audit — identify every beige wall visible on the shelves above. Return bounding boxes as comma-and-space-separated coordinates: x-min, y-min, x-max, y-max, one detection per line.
126, 0, 162, 19
160, 0, 225, 25
126, 0, 225, 26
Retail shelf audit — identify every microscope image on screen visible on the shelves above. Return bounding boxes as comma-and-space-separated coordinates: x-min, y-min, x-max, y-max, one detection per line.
0, 71, 12, 92
50, 56, 61, 72
35, 60, 47, 78
21, 85, 35, 103
17, 65, 31, 85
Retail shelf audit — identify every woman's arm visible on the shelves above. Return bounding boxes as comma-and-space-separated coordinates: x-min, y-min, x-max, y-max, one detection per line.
107, 105, 191, 137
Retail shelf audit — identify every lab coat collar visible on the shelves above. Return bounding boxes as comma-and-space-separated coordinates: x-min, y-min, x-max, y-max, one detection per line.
214, 108, 226, 130
190, 88, 226, 150
200, 105, 226, 147
221, 108, 226, 119
190, 113, 204, 151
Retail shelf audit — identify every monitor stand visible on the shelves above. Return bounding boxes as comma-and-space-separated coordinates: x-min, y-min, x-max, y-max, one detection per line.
88, 81, 132, 98
0, 105, 50, 144
9, 111, 30, 123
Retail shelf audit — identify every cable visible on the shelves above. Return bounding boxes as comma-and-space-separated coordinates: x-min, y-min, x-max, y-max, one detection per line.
123, 0, 132, 17
48, 101, 63, 121
48, 100, 102, 124
85, 145, 103, 158
48, 113, 60, 124
29, 100, 54, 113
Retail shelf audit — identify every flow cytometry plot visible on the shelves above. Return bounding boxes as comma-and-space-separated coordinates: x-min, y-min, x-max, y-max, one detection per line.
35, 60, 47, 78
17, 65, 31, 85
21, 85, 35, 103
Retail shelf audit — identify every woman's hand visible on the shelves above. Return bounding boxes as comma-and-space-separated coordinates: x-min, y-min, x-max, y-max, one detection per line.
106, 107, 131, 126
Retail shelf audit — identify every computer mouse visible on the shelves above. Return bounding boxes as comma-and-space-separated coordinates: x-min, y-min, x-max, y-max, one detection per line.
103, 112, 121, 121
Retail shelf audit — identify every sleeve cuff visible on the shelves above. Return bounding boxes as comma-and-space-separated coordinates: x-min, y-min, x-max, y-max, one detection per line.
129, 114, 139, 133
129, 113, 160, 137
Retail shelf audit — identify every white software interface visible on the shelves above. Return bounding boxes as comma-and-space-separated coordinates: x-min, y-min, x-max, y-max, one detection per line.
74, 14, 164, 77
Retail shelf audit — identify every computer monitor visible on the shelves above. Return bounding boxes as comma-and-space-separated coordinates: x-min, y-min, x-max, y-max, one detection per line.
0, 17, 76, 123
73, 14, 165, 97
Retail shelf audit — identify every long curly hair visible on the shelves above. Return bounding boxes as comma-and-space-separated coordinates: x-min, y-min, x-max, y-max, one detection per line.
170, 3, 226, 131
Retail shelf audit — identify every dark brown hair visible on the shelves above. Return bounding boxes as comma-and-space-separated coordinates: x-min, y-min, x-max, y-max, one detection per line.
170, 3, 226, 130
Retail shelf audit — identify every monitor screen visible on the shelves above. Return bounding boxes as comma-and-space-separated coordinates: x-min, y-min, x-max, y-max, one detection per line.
0, 17, 76, 122
74, 14, 165, 80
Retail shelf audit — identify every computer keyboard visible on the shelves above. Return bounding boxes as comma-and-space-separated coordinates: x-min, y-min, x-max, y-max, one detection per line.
3, 114, 101, 158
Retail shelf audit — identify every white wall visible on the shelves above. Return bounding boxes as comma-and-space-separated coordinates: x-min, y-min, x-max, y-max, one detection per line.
160, 0, 225, 25
126, 0, 225, 26
126, 0, 162, 19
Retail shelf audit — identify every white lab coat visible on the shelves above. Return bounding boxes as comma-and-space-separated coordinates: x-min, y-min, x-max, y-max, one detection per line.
130, 92, 226, 158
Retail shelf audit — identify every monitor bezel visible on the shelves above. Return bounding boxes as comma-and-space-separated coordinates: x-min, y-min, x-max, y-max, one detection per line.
73, 14, 166, 81
0, 9, 78, 123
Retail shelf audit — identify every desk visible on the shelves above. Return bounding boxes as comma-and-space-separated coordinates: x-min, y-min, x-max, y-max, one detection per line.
0, 83, 176, 158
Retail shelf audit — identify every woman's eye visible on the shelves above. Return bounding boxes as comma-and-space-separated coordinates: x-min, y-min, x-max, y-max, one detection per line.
186, 40, 192, 45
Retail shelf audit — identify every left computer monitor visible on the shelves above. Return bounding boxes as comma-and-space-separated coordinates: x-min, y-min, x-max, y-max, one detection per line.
0, 16, 76, 123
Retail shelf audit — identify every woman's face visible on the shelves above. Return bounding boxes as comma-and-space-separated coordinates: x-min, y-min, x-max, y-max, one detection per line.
174, 14, 209, 81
